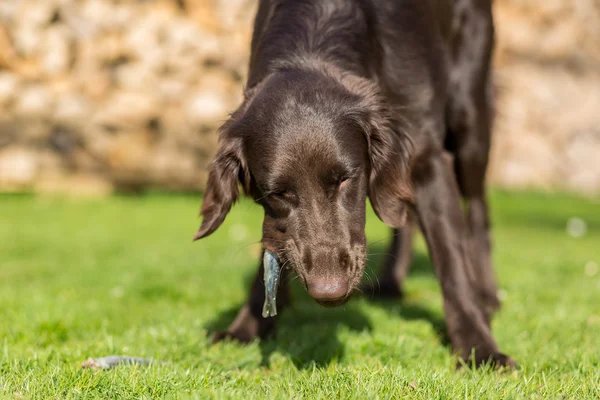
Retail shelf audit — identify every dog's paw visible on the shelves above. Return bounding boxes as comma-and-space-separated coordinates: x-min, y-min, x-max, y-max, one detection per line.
481, 292, 501, 316
211, 329, 257, 344
458, 351, 517, 370
210, 305, 277, 345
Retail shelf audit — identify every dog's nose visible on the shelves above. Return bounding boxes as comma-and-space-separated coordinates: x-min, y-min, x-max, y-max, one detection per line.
306, 278, 348, 301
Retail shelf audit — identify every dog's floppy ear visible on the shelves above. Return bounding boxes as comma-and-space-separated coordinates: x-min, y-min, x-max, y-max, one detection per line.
343, 77, 414, 228
363, 111, 413, 228
193, 118, 250, 241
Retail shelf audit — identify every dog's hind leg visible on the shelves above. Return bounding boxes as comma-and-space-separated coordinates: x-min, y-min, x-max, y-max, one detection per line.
446, 0, 499, 324
449, 93, 499, 324
413, 150, 513, 368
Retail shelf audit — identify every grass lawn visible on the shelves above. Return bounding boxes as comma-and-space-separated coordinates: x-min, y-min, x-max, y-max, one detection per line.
1, 190, 599, 399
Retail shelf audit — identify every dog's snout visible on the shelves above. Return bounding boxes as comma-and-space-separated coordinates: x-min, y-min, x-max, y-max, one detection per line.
307, 278, 348, 301
298, 246, 363, 305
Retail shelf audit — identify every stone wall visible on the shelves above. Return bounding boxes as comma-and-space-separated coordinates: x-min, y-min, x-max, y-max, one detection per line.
490, 0, 600, 195
0, 0, 599, 196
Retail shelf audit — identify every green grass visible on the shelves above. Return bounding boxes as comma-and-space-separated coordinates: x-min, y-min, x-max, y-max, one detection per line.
0, 190, 599, 399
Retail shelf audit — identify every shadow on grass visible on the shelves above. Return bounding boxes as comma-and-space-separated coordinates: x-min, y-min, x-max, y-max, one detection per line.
204, 284, 374, 369
361, 245, 450, 346
204, 243, 448, 369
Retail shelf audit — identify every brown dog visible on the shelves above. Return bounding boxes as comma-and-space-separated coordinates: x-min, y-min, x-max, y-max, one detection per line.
195, 0, 514, 368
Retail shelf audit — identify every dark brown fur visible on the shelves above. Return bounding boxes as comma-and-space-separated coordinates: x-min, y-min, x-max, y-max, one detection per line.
195, 0, 514, 368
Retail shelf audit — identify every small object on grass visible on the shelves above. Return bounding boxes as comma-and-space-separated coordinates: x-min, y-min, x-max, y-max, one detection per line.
81, 355, 154, 370
262, 249, 281, 318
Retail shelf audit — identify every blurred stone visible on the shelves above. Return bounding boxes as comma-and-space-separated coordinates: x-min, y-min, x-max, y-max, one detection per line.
54, 93, 92, 123
184, 89, 230, 127
93, 91, 158, 129
0, 1, 18, 21
0, 73, 19, 106
94, 32, 127, 65
13, 84, 53, 118
40, 26, 72, 77
105, 130, 153, 172
0, 148, 38, 188
0, 121, 17, 148
114, 62, 158, 92
156, 78, 187, 103
18, 119, 48, 142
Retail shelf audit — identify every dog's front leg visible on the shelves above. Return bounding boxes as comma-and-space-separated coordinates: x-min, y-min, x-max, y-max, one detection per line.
212, 250, 290, 343
413, 152, 514, 368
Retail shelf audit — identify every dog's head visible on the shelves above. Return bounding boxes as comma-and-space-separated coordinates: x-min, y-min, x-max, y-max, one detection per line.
194, 64, 413, 306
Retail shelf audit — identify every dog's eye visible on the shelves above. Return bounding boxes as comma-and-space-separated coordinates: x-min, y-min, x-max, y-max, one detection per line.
337, 176, 351, 190
270, 190, 296, 202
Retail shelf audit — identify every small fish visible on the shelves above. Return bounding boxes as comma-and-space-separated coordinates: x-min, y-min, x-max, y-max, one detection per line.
262, 250, 281, 318
81, 355, 155, 370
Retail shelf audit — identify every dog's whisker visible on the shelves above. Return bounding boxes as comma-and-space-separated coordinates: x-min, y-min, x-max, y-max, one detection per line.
224, 240, 263, 260
367, 252, 395, 258
367, 237, 390, 248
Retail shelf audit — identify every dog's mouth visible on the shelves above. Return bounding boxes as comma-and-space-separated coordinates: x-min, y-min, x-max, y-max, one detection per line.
315, 295, 352, 308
